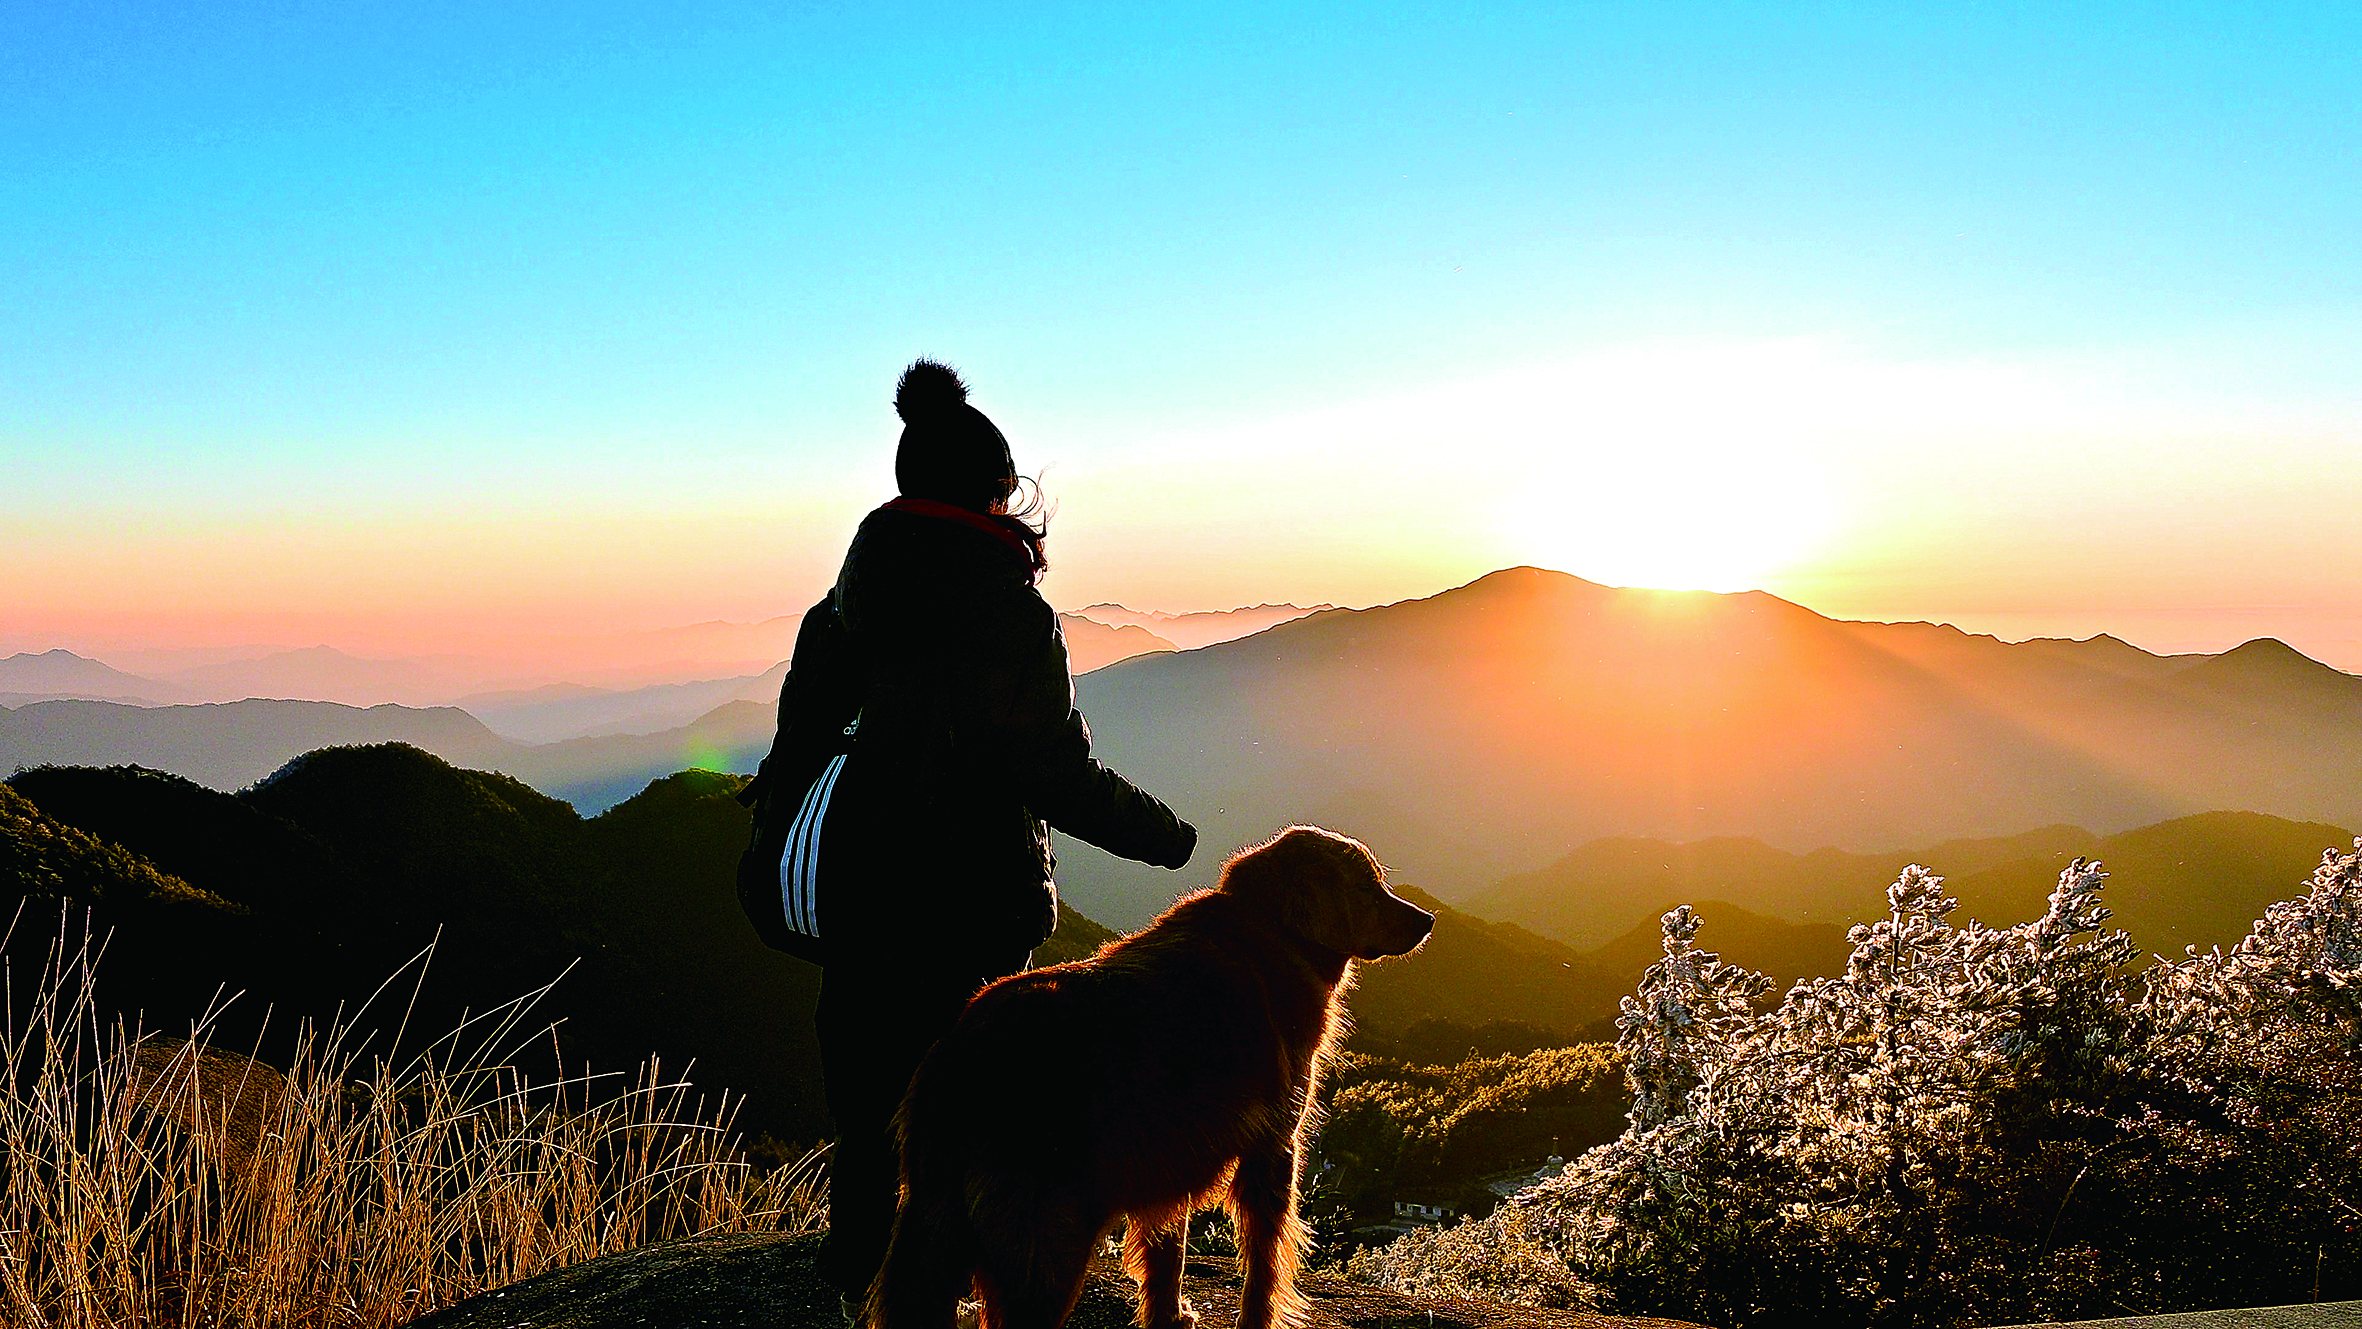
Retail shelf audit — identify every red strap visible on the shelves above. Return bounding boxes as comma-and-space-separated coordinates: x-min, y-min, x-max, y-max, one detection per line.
880, 497, 1034, 569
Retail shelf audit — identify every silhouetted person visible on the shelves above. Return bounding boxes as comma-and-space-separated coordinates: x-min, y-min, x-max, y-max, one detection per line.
754, 358, 1197, 1314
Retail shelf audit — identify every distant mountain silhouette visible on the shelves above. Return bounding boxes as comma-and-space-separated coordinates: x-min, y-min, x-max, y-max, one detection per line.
0, 693, 780, 815
18, 568, 2362, 908
510, 700, 776, 810
451, 680, 614, 711
605, 614, 803, 674
1584, 899, 1853, 1001
0, 648, 190, 705
0, 698, 519, 789
1055, 567, 2362, 926
1941, 811, 2359, 961
1348, 883, 1851, 1050
1057, 614, 1177, 673
1474, 824, 2094, 948
154, 645, 524, 707
1348, 884, 1617, 1046
1069, 602, 1332, 651
465, 665, 789, 744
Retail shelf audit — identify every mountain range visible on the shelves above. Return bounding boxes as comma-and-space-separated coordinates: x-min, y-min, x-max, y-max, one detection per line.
12, 568, 2362, 938
2, 611, 1177, 749
1055, 567, 2362, 926
0, 648, 200, 705
0, 695, 774, 813
1069, 602, 1330, 651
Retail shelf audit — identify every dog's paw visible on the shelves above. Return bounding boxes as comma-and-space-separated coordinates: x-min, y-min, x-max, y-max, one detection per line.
1149, 1298, 1199, 1329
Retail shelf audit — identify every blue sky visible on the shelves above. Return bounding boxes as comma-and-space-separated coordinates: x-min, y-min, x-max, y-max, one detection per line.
5, 2, 2359, 660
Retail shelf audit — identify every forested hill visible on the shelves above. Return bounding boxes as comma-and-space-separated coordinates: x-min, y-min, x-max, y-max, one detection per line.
5, 752, 834, 1140
4, 747, 1645, 1140
1476, 810, 2358, 964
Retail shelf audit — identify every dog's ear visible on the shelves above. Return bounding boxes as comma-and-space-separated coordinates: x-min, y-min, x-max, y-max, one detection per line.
1225, 826, 1378, 956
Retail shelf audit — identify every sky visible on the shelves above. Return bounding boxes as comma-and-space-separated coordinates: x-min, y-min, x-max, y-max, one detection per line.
6, 2, 2360, 670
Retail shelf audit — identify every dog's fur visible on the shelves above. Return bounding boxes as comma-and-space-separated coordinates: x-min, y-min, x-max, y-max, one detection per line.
867, 826, 1435, 1329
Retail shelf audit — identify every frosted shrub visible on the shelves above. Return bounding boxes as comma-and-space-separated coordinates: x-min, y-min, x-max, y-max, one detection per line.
1364, 845, 2362, 1328
1340, 1204, 1601, 1310
2149, 843, 2362, 1054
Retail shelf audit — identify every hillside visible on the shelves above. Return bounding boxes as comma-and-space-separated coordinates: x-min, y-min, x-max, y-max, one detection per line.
1348, 885, 1619, 1047
0, 698, 522, 789
3, 748, 1696, 1138
1472, 824, 2088, 947
464, 665, 788, 744
1056, 567, 2362, 927
1349, 884, 1850, 1050
1941, 811, 2361, 960
1474, 811, 2355, 965
5, 752, 1202, 1142
1583, 900, 1852, 1003
0, 695, 772, 815
6, 756, 827, 1137
1058, 613, 1178, 672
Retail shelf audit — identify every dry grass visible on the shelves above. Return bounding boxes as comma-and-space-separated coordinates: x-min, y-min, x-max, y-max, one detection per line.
0, 916, 827, 1328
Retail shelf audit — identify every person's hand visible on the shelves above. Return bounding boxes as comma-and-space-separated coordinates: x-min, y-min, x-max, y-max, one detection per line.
1163, 819, 1198, 870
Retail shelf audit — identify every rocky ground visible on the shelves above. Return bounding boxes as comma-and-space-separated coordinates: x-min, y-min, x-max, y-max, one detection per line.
1990, 1305, 2362, 1329
400, 1231, 1712, 1329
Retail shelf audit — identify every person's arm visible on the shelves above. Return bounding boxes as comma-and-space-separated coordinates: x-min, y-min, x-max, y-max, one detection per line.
979, 590, 1196, 869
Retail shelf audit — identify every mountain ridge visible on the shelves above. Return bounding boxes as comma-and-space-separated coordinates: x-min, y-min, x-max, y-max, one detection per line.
1057, 566, 2362, 925
14, 568, 2362, 926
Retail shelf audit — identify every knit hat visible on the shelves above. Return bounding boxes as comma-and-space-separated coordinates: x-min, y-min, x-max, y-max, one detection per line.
893, 359, 1016, 512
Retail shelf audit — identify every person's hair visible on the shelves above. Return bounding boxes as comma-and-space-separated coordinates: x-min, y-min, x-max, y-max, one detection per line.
894, 358, 1048, 574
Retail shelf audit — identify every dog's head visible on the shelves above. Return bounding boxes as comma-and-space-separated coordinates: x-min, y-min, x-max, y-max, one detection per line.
1220, 826, 1435, 961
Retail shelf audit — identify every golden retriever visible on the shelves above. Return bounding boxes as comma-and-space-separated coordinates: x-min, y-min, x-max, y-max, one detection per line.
867, 825, 1435, 1329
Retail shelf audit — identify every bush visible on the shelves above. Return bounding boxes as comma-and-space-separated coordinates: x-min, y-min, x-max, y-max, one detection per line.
1360, 845, 2362, 1328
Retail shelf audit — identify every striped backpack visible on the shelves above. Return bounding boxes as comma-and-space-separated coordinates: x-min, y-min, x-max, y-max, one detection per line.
736, 709, 860, 967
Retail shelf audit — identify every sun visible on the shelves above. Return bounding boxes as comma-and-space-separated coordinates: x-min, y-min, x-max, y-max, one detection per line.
1495, 445, 1841, 593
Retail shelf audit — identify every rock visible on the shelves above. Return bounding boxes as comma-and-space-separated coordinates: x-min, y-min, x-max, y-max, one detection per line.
400, 1232, 1714, 1329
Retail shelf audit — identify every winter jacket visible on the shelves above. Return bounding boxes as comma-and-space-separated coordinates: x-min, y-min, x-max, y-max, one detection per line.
750, 500, 1196, 963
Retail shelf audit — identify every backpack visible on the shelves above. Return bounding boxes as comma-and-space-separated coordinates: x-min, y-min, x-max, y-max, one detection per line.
735, 710, 860, 965
734, 600, 862, 965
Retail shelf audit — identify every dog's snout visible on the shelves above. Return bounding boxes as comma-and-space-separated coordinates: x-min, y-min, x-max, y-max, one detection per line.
1364, 897, 1435, 959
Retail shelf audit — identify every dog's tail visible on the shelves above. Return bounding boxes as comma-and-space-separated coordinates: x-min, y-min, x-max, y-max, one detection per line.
865, 1089, 975, 1329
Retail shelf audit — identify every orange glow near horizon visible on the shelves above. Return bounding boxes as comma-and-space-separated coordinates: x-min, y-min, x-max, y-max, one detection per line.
7, 339, 2358, 677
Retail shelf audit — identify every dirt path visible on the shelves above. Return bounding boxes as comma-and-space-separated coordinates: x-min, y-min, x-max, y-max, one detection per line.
401, 1231, 1713, 1329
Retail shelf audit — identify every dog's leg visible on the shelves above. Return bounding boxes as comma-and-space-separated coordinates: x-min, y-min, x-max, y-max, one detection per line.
1228, 1144, 1311, 1329
1121, 1214, 1196, 1329
970, 1193, 1101, 1329
867, 1182, 971, 1329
